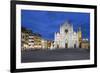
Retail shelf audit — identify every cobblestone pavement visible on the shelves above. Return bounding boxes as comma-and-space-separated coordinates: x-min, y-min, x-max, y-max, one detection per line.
21, 48, 90, 63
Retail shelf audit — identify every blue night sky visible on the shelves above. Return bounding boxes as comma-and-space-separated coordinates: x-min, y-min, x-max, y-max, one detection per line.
21, 10, 90, 41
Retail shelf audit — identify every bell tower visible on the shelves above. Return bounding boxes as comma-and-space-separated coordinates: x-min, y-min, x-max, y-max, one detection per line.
78, 27, 82, 48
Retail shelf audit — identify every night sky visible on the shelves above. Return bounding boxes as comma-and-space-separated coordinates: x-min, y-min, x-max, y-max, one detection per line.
21, 10, 90, 41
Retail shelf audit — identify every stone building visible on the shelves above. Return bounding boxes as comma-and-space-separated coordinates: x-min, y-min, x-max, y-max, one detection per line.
28, 34, 34, 49
54, 21, 82, 49
41, 39, 48, 49
21, 32, 29, 50
21, 21, 89, 50
33, 33, 42, 49
21, 27, 42, 50
21, 27, 32, 50
81, 39, 90, 49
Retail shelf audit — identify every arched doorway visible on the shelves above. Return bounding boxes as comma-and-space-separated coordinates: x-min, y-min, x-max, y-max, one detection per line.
65, 43, 68, 48
57, 44, 59, 48
65, 29, 68, 34
79, 43, 81, 48
74, 44, 76, 48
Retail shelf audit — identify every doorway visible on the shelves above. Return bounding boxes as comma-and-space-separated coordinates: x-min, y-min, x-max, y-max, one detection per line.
57, 44, 59, 48
65, 43, 68, 48
74, 44, 76, 48
79, 43, 81, 48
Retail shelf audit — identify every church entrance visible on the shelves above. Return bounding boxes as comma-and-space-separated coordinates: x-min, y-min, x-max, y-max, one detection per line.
79, 43, 81, 48
74, 44, 76, 48
65, 29, 68, 34
57, 44, 59, 48
65, 43, 68, 48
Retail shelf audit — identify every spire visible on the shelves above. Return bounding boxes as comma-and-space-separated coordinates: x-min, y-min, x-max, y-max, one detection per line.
78, 26, 82, 40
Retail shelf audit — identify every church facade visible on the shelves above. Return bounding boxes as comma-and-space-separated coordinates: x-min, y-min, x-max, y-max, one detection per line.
54, 21, 82, 49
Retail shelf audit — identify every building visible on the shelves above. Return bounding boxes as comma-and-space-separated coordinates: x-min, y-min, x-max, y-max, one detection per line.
21, 27, 43, 50
21, 21, 89, 50
33, 33, 42, 49
54, 21, 82, 49
21, 32, 29, 50
21, 27, 32, 50
78, 27, 82, 48
21, 27, 29, 50
28, 34, 34, 49
41, 39, 48, 49
28, 33, 43, 50
81, 39, 90, 49
50, 41, 54, 50
47, 40, 53, 49
41, 39, 54, 50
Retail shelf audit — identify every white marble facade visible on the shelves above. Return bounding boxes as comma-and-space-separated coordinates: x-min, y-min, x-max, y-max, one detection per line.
54, 21, 81, 49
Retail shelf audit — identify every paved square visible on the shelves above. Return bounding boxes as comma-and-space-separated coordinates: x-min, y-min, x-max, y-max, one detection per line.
21, 48, 90, 63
